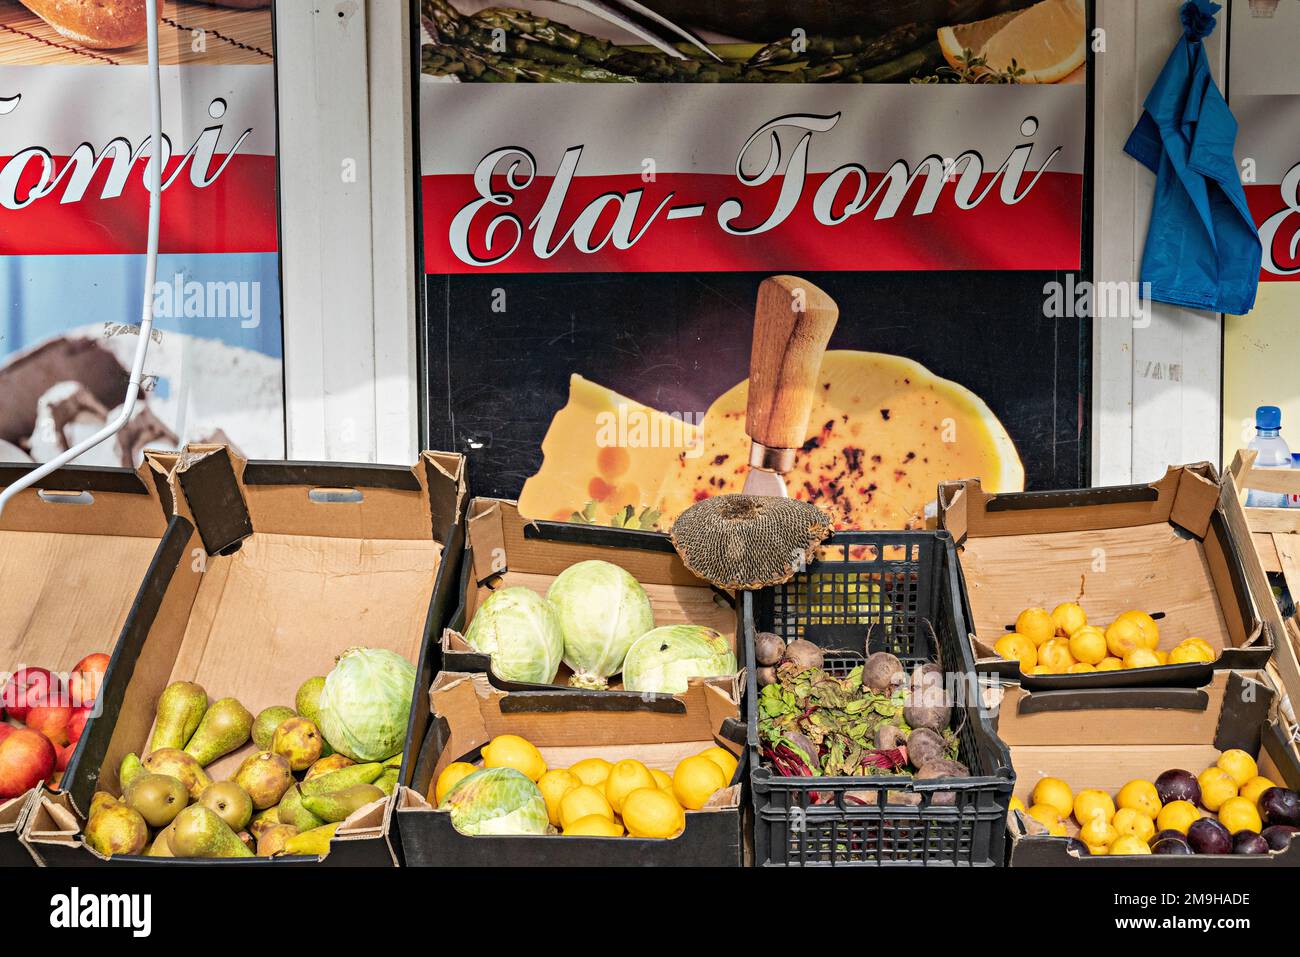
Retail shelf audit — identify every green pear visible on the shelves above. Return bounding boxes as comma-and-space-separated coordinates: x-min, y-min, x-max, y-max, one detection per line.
271, 717, 323, 772
252, 706, 296, 750
88, 791, 119, 818
282, 822, 339, 857
299, 762, 383, 798
84, 804, 148, 858
168, 805, 253, 858
256, 823, 298, 857
276, 784, 326, 832
143, 748, 211, 799
374, 767, 399, 797
183, 697, 252, 767
304, 754, 354, 780
199, 781, 253, 831
383, 752, 403, 769
118, 752, 146, 791
301, 783, 386, 824
233, 750, 293, 809
148, 820, 177, 857
295, 676, 326, 724
149, 681, 208, 752
125, 773, 189, 828
248, 807, 281, 841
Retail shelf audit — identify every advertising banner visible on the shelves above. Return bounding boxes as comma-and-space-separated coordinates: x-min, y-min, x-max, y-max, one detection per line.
0, 0, 283, 467
419, 0, 1089, 530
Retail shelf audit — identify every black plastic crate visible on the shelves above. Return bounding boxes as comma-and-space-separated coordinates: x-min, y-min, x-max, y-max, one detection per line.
746, 531, 1014, 867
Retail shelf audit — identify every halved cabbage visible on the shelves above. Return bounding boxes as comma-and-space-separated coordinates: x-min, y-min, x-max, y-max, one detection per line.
621, 625, 736, 695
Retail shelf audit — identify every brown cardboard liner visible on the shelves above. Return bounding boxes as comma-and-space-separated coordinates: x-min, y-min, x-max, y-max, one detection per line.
939, 465, 1267, 689
442, 498, 738, 693
997, 671, 1300, 865
22, 445, 467, 866
1, 462, 170, 863
398, 672, 744, 866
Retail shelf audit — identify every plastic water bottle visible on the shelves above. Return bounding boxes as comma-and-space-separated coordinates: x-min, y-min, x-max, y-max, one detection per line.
1245, 406, 1292, 508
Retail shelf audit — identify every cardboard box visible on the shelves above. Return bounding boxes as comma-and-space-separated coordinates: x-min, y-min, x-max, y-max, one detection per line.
938, 464, 1268, 690
999, 671, 1300, 865
1, 462, 175, 867
22, 445, 466, 866
397, 671, 745, 866
441, 498, 739, 696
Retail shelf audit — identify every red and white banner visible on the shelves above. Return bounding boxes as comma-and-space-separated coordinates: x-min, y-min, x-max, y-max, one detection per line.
1234, 94, 1300, 281
0, 65, 277, 256
420, 83, 1085, 274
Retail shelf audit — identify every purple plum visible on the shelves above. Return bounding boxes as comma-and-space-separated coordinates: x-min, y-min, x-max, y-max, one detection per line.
1154, 769, 1200, 806
1187, 817, 1232, 854
1261, 824, 1297, 851
1151, 835, 1194, 855
1232, 831, 1270, 855
1260, 787, 1300, 828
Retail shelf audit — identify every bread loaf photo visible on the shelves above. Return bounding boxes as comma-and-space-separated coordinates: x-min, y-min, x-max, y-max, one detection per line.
18, 0, 164, 50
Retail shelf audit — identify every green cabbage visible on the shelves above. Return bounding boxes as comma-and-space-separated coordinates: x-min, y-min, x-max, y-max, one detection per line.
621, 625, 737, 694
439, 767, 550, 836
463, 586, 564, 685
318, 647, 415, 762
547, 560, 654, 689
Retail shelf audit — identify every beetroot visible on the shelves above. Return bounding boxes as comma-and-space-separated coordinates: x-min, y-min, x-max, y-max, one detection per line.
903, 669, 951, 733
904, 727, 947, 769
754, 632, 786, 667
757, 666, 777, 687
874, 724, 906, 751
780, 639, 823, 673
862, 652, 904, 694
915, 758, 969, 806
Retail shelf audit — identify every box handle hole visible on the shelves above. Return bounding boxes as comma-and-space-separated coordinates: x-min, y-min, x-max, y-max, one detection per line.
38, 490, 93, 505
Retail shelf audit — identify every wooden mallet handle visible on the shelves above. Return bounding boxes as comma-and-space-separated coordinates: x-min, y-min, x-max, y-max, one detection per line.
745, 276, 840, 452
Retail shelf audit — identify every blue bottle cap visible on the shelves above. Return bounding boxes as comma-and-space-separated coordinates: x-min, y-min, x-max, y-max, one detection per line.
1257, 405, 1282, 430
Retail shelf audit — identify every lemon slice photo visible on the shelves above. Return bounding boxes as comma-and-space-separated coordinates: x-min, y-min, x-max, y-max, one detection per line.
938, 0, 1087, 83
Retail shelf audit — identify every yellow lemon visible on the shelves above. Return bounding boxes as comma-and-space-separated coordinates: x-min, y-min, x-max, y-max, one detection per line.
1073, 789, 1116, 826
1095, 656, 1124, 672
1067, 662, 1095, 674
1086, 842, 1110, 856
622, 787, 686, 839
605, 759, 657, 814
1156, 800, 1200, 835
1027, 803, 1066, 836
1009, 796, 1027, 814
698, 746, 739, 784
1216, 749, 1258, 788
1116, 610, 1160, 649
1109, 834, 1152, 855
537, 768, 581, 826
1123, 647, 1161, 670
1079, 815, 1119, 848
1169, 642, 1214, 665
1038, 639, 1075, 673
1181, 637, 1215, 658
1015, 607, 1056, 646
568, 757, 613, 789
564, 814, 624, 837
1154, 650, 1169, 666
1105, 618, 1145, 659
936, 0, 1087, 84
672, 755, 727, 811
481, 734, 546, 782
1218, 796, 1263, 835
1113, 807, 1156, 842
1240, 776, 1278, 809
650, 768, 673, 792
558, 785, 615, 831
1051, 602, 1088, 637
995, 633, 1037, 671
1117, 780, 1162, 818
1030, 665, 1058, 675
1197, 767, 1238, 812
433, 762, 477, 805
1067, 626, 1107, 665
1031, 777, 1074, 819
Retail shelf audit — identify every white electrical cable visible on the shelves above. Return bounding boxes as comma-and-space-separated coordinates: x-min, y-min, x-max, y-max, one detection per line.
0, 0, 163, 518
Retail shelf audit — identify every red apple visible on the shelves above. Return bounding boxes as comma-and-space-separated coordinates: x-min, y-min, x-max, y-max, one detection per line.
1, 667, 60, 721
55, 741, 76, 773
69, 653, 110, 709
0, 728, 56, 798
0, 724, 14, 746
67, 708, 91, 744
24, 704, 73, 748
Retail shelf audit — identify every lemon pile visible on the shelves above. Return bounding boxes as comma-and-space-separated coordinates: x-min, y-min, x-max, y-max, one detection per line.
993, 603, 1215, 675
1012, 749, 1276, 855
433, 734, 736, 839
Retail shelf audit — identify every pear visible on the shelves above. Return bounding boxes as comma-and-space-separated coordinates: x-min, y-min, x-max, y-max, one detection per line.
384, 752, 404, 769
183, 697, 252, 767
118, 752, 146, 791
125, 773, 189, 828
374, 767, 399, 797
301, 783, 386, 824
281, 822, 339, 858
168, 804, 254, 858
248, 807, 281, 841
149, 681, 208, 752
199, 781, 253, 831
276, 784, 326, 832
295, 676, 326, 724
304, 754, 354, 780
233, 750, 293, 809
271, 717, 323, 772
88, 791, 119, 818
300, 762, 383, 798
256, 823, 299, 857
252, 706, 296, 750
84, 804, 148, 858
148, 820, 177, 857
143, 748, 211, 799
